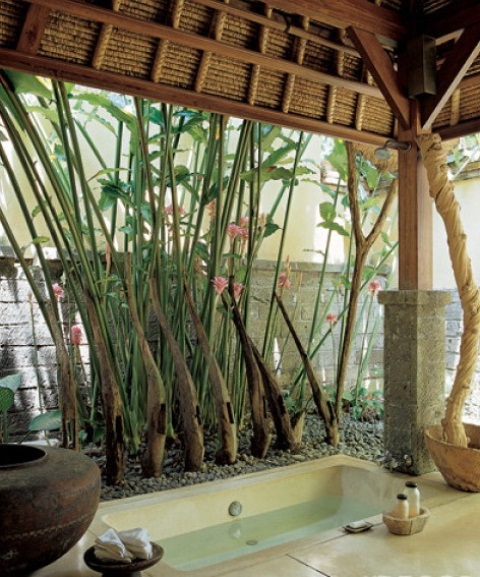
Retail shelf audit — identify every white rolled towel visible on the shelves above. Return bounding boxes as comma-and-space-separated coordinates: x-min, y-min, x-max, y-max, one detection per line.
94, 528, 134, 563
118, 527, 153, 560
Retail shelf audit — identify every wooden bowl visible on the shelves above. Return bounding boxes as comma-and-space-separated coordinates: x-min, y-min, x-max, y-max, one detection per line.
382, 507, 430, 536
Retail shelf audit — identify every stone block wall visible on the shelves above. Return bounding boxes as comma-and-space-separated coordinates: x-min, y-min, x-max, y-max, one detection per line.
0, 255, 388, 436
247, 260, 386, 393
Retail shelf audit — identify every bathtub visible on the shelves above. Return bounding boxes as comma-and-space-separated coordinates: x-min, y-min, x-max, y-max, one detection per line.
91, 455, 454, 577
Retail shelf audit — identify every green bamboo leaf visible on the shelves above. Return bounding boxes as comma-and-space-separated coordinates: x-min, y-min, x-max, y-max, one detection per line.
361, 162, 381, 190
25, 105, 59, 123
0, 387, 14, 412
263, 222, 281, 238
327, 139, 347, 182
317, 221, 349, 236
28, 410, 62, 432
31, 236, 50, 245
5, 71, 52, 99
262, 144, 296, 168
0, 373, 22, 392
260, 124, 282, 149
149, 107, 164, 126
73, 93, 137, 131
319, 201, 336, 222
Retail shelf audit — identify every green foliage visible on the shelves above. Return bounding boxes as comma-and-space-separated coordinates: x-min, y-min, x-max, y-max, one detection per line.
28, 410, 62, 432
0, 373, 21, 442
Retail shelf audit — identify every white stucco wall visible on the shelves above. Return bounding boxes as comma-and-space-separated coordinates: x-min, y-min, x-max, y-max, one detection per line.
433, 177, 480, 289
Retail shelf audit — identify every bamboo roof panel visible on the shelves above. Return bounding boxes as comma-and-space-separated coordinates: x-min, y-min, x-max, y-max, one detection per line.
0, 0, 479, 144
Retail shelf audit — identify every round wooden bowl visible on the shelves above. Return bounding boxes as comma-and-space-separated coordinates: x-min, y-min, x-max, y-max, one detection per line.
382, 507, 430, 536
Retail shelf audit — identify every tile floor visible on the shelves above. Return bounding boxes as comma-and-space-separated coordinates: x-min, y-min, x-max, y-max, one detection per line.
32, 468, 480, 577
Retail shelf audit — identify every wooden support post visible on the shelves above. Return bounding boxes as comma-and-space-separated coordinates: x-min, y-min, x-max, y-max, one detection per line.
397, 108, 433, 290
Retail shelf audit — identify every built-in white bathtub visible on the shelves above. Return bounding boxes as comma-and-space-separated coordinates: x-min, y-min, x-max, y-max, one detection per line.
91, 455, 456, 577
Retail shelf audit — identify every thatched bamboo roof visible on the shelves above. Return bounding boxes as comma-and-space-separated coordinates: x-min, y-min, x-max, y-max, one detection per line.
0, 1, 480, 145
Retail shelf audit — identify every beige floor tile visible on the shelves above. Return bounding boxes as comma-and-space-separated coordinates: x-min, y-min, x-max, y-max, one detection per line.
290, 495, 480, 577
221, 555, 329, 577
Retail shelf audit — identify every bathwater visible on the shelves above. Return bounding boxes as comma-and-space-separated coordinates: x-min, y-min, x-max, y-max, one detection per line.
158, 495, 377, 571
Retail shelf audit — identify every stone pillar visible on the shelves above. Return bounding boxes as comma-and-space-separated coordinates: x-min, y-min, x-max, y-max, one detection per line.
378, 290, 451, 475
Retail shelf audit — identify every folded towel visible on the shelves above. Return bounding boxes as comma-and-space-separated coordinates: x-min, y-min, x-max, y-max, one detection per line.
118, 527, 153, 560
94, 528, 134, 564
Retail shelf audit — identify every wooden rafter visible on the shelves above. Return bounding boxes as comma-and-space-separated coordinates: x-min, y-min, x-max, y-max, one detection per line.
421, 26, 480, 130
18, 0, 381, 100
16, 5, 50, 54
282, 16, 309, 114
259, 0, 405, 41
0, 47, 387, 147
347, 26, 410, 129
424, 1, 480, 40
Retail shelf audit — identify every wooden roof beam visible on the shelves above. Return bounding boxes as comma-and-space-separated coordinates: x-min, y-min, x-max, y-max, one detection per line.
0, 48, 388, 147
421, 26, 480, 130
423, 1, 480, 39
20, 0, 382, 99
347, 26, 410, 130
260, 0, 405, 41
16, 5, 50, 54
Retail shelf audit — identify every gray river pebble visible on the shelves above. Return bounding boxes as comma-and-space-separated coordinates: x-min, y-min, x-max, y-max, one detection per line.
96, 414, 385, 501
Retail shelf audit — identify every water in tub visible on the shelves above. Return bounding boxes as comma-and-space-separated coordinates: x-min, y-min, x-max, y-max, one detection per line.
160, 494, 376, 571
103, 461, 431, 572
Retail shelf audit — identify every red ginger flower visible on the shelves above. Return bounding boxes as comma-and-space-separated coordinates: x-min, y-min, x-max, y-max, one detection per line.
70, 324, 83, 345
211, 276, 229, 295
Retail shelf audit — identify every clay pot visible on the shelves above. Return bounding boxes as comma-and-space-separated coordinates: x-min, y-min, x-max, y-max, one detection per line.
0, 444, 101, 575
425, 423, 480, 492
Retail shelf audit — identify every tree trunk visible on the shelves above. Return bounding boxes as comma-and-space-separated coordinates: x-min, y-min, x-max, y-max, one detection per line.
418, 133, 480, 447
335, 142, 397, 419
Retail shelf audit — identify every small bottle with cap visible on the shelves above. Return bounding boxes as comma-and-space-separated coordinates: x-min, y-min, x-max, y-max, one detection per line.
404, 481, 421, 517
389, 493, 409, 519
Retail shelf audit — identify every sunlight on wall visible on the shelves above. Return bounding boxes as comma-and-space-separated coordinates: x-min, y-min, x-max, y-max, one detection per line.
433, 178, 478, 290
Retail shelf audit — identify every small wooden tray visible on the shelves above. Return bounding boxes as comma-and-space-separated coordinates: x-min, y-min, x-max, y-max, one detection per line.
84, 542, 164, 577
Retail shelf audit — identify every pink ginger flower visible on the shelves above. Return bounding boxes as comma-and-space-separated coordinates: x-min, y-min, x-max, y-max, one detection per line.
206, 200, 216, 220
239, 215, 249, 228
227, 223, 242, 240
368, 279, 382, 295
211, 276, 229, 295
165, 203, 185, 216
238, 226, 249, 240
278, 272, 291, 290
70, 324, 83, 346
326, 312, 337, 325
52, 283, 64, 301
233, 283, 243, 300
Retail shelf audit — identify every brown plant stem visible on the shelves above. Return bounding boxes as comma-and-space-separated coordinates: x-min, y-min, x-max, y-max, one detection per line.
184, 281, 237, 464
418, 133, 480, 447
85, 292, 125, 485
275, 293, 339, 446
150, 278, 205, 472
44, 301, 79, 450
222, 290, 271, 458
125, 257, 167, 477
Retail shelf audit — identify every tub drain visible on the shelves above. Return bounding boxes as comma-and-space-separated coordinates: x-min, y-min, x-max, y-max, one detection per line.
246, 540, 258, 546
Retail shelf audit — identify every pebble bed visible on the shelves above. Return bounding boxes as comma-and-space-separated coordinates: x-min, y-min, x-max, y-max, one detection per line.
97, 414, 385, 502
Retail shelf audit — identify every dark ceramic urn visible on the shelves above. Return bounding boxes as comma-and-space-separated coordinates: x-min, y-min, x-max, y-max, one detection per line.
0, 444, 101, 575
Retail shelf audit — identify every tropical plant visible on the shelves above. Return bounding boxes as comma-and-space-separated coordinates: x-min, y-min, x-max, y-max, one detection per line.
0, 373, 21, 442
0, 68, 401, 484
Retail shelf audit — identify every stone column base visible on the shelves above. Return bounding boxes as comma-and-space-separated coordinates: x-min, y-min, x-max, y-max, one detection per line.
378, 290, 451, 475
